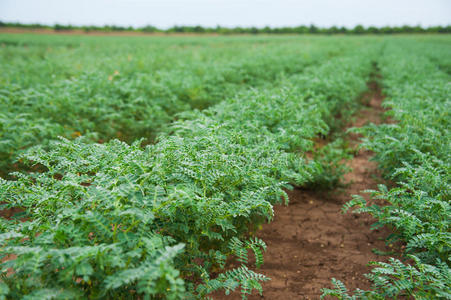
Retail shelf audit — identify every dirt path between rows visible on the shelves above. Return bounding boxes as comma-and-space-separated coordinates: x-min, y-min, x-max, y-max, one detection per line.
213, 80, 392, 299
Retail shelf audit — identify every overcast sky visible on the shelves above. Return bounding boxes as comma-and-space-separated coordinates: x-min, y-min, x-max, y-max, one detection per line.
1, 0, 450, 28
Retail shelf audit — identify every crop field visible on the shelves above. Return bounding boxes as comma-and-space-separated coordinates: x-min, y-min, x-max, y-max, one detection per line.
0, 33, 450, 299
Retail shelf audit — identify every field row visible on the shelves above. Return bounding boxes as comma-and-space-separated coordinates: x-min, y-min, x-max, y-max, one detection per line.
0, 35, 359, 175
324, 39, 451, 299
0, 35, 450, 299
0, 36, 379, 298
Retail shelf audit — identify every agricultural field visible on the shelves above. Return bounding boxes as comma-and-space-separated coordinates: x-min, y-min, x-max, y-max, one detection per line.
0, 33, 449, 299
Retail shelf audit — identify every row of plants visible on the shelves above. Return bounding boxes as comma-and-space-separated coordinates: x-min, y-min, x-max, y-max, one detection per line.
322, 41, 450, 298
0, 44, 379, 298
1, 34, 355, 175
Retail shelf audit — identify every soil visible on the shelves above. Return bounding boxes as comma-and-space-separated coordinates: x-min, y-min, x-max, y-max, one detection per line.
212, 81, 394, 299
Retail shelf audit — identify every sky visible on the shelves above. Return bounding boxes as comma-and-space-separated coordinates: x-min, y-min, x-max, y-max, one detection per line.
1, 0, 450, 29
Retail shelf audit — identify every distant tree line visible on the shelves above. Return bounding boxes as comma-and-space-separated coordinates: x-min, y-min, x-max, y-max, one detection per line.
1, 21, 450, 34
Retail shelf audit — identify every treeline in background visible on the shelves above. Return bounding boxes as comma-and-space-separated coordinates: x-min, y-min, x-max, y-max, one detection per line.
1, 21, 450, 34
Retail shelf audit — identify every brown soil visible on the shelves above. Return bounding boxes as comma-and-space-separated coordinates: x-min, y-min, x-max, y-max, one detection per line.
213, 81, 393, 299
0, 207, 23, 219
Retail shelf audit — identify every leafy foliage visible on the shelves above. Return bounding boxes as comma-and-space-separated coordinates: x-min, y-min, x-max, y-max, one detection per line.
322, 256, 451, 299
0, 38, 378, 298
1, 34, 356, 174
325, 39, 451, 298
